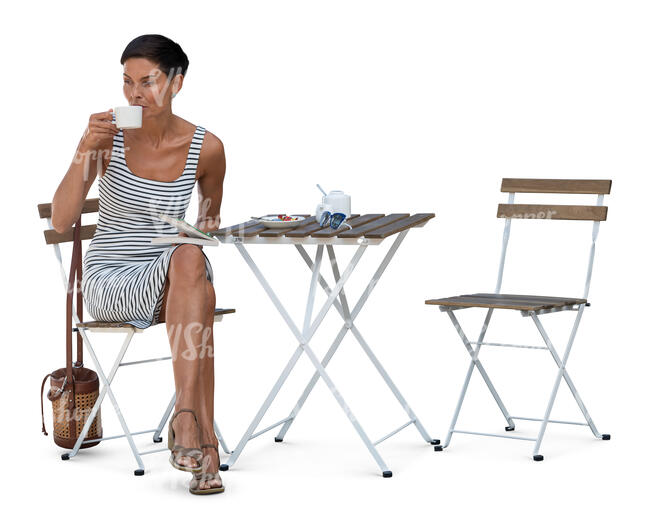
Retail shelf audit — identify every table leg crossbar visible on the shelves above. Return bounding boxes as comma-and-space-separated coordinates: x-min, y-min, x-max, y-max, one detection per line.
221, 231, 437, 477
436, 304, 609, 460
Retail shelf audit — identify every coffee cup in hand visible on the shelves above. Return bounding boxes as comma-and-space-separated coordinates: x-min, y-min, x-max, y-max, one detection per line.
112, 105, 142, 129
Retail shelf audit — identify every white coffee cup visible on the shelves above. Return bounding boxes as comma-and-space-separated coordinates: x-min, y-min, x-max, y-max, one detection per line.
315, 202, 334, 223
112, 105, 142, 129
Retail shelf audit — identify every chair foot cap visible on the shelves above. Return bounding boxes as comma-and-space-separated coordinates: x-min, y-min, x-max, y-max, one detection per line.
219, 464, 229, 471
434, 445, 444, 452
274, 437, 283, 442
533, 455, 544, 462
505, 425, 515, 432
153, 437, 163, 443
382, 471, 393, 478
134, 469, 145, 476
61, 453, 70, 461
602, 434, 611, 440
430, 439, 441, 445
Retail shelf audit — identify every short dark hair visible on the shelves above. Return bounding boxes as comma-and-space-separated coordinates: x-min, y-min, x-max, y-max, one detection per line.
120, 34, 189, 78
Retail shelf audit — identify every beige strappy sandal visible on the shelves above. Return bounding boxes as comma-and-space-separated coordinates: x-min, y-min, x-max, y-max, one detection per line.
189, 444, 225, 495
167, 408, 203, 473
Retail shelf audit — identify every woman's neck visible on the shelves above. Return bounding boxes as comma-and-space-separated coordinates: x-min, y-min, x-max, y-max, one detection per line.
134, 109, 178, 147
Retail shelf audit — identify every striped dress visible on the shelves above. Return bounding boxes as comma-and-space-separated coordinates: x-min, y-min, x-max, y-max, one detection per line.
81, 123, 214, 329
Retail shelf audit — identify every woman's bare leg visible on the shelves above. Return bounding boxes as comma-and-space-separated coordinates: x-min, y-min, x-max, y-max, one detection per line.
194, 280, 223, 489
161, 244, 211, 470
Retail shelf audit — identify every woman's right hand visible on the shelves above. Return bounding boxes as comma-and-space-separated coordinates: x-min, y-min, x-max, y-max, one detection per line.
80, 109, 119, 151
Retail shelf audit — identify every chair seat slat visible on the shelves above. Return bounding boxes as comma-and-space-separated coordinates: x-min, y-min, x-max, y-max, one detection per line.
425, 293, 587, 311
76, 308, 236, 330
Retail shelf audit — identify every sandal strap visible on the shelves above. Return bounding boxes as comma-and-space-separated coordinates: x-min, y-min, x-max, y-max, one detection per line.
171, 446, 203, 461
191, 471, 223, 485
169, 408, 201, 429
169, 408, 203, 449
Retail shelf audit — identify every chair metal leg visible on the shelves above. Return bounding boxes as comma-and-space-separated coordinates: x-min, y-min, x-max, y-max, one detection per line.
153, 392, 176, 443
213, 419, 231, 455
52, 237, 232, 474
67, 328, 145, 473
442, 309, 515, 449
441, 308, 492, 447
530, 308, 606, 459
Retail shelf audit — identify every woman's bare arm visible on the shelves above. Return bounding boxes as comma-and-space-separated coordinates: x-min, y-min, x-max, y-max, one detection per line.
194, 132, 226, 236
51, 110, 117, 233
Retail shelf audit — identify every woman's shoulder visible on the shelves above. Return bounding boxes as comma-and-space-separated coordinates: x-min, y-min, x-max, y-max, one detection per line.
202, 131, 224, 162
176, 116, 222, 148
192, 126, 224, 180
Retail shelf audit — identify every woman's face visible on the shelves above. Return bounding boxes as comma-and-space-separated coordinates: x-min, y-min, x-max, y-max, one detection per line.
122, 57, 182, 116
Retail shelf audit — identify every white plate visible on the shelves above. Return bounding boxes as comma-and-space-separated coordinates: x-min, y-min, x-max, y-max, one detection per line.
255, 215, 306, 229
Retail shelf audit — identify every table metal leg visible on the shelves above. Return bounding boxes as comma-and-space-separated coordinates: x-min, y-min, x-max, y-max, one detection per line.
222, 242, 397, 475
276, 234, 437, 448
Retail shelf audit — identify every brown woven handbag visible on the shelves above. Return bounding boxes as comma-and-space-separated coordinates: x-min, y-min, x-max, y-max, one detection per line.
40, 215, 103, 449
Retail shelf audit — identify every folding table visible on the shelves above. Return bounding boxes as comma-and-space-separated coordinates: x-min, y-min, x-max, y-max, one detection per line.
210, 212, 439, 477
425, 179, 612, 461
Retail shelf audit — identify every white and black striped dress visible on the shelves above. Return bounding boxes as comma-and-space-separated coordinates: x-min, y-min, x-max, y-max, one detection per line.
81, 124, 214, 329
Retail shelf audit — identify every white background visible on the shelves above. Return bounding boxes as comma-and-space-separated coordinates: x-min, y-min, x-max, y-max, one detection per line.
2, 0, 648, 513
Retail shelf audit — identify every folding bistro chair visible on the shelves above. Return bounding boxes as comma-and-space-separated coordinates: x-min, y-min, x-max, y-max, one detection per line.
425, 179, 611, 461
38, 198, 235, 475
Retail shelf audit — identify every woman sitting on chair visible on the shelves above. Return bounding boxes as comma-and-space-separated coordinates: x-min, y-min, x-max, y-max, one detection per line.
51, 34, 226, 495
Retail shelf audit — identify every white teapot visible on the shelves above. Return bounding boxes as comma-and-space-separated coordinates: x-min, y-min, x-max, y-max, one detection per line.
315, 188, 351, 222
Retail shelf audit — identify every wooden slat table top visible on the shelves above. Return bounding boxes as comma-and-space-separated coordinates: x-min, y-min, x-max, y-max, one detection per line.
310, 214, 380, 238
425, 293, 587, 311
338, 214, 410, 238
258, 215, 317, 237
213, 212, 435, 242
363, 213, 436, 239
284, 219, 328, 238
294, 214, 361, 238
212, 219, 265, 237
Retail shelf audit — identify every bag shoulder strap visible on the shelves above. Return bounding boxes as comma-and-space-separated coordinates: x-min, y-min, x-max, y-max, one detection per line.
65, 216, 82, 439
66, 217, 81, 382
40, 373, 51, 435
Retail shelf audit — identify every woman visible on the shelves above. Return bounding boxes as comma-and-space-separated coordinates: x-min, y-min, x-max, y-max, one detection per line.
51, 34, 226, 495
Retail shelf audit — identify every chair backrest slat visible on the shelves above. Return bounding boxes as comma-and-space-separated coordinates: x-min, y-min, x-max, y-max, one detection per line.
497, 203, 608, 221
494, 177, 612, 299
38, 197, 99, 219
44, 224, 97, 245
501, 178, 611, 195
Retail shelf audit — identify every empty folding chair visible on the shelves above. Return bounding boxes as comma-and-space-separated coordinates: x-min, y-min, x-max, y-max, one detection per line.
425, 178, 611, 461
38, 198, 235, 475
